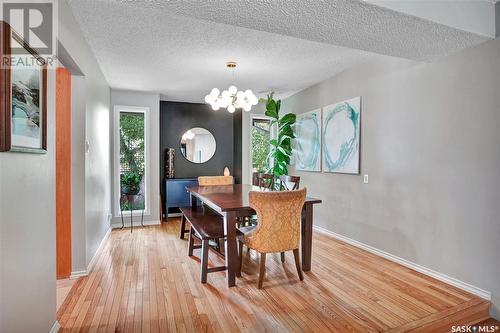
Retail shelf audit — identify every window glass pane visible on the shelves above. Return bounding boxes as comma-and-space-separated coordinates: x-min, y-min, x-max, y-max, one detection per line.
252, 118, 271, 173
253, 118, 270, 131
119, 112, 145, 211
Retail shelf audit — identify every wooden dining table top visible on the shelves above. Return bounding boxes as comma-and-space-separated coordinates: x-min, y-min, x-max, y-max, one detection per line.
186, 184, 322, 212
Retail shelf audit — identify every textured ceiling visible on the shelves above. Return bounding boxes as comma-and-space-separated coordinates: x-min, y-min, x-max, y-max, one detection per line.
112, 0, 490, 61
67, 0, 387, 102
67, 0, 491, 103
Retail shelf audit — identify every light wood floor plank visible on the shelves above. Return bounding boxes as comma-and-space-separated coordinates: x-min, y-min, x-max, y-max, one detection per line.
58, 219, 490, 332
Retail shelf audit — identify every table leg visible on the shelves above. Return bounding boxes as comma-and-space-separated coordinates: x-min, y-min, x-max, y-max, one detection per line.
190, 193, 198, 211
301, 203, 313, 271
223, 211, 237, 287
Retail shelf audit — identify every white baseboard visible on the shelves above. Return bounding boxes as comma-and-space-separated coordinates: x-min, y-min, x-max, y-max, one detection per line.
313, 225, 492, 301
167, 213, 182, 218
68, 228, 112, 278
86, 227, 112, 274
48, 320, 60, 333
111, 219, 161, 229
69, 270, 87, 279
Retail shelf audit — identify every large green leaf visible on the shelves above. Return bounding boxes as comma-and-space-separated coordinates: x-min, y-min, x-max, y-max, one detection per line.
265, 98, 278, 119
265, 109, 278, 119
280, 137, 291, 147
262, 92, 296, 178
276, 146, 288, 155
279, 113, 296, 125
280, 126, 295, 138
275, 149, 290, 164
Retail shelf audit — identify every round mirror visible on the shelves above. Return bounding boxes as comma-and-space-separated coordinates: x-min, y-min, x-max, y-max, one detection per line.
179, 127, 216, 163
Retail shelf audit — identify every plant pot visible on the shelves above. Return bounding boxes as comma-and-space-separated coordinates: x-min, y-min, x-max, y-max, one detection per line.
121, 184, 140, 195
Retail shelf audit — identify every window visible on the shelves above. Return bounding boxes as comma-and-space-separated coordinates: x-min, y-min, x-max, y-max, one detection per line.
251, 117, 273, 173
114, 106, 149, 215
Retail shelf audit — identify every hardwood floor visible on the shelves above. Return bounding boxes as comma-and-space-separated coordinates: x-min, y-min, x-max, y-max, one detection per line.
57, 278, 79, 311
58, 219, 490, 332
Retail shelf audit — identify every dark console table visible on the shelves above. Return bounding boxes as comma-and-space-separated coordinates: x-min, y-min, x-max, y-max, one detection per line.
164, 178, 198, 220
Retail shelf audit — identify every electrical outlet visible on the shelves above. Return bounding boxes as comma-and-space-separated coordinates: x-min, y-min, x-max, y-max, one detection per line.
363, 174, 369, 184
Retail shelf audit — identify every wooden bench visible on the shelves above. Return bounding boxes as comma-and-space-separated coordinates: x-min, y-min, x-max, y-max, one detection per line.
180, 207, 232, 283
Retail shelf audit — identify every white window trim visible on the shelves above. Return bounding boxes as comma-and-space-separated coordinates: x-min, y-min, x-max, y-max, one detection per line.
113, 105, 150, 218
249, 114, 277, 181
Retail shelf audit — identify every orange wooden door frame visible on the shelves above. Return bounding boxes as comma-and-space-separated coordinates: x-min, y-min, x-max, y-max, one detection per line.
56, 67, 72, 279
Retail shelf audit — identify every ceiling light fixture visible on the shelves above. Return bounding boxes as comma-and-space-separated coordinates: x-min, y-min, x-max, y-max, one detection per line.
182, 129, 195, 140
204, 61, 259, 113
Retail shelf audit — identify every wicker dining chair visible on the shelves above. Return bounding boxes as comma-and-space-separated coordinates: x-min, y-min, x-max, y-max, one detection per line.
237, 188, 307, 288
255, 173, 275, 190
198, 176, 234, 186
279, 175, 300, 191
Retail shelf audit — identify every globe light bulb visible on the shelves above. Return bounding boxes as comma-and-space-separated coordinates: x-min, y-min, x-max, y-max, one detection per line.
210, 88, 220, 97
205, 85, 257, 112
251, 94, 259, 105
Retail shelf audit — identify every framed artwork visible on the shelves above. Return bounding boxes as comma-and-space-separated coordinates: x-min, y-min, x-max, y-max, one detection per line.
0, 21, 47, 153
322, 97, 361, 174
293, 108, 321, 172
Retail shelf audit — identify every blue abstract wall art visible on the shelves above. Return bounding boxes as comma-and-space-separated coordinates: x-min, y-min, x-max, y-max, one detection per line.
294, 109, 322, 172
322, 97, 361, 174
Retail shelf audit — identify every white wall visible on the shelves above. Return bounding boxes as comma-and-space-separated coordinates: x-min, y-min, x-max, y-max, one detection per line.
110, 89, 160, 225
0, 69, 57, 333
58, 0, 112, 269
0, 1, 111, 330
71, 76, 87, 273
366, 0, 497, 38
281, 38, 500, 318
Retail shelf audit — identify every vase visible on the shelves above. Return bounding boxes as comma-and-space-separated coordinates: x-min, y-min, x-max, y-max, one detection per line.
165, 148, 175, 178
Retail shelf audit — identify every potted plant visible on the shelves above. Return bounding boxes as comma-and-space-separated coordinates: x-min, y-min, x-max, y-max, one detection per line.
121, 172, 142, 195
261, 93, 296, 185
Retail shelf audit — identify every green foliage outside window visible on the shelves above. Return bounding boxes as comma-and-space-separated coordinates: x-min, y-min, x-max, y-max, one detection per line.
119, 112, 145, 210
252, 119, 271, 173
120, 113, 145, 175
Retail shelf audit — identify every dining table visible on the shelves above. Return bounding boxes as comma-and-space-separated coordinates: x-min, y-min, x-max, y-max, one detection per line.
186, 184, 322, 287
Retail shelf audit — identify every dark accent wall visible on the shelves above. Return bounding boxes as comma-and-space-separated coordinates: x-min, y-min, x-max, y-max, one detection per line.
160, 101, 242, 211
233, 111, 243, 183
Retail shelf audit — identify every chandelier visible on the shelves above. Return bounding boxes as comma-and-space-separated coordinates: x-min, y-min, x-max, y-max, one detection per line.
204, 62, 259, 113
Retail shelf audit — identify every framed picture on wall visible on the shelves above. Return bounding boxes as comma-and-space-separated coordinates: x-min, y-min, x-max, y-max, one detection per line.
0, 21, 48, 153
322, 97, 361, 174
293, 108, 322, 172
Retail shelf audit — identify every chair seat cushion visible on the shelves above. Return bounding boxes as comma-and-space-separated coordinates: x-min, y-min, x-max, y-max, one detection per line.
180, 207, 242, 240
